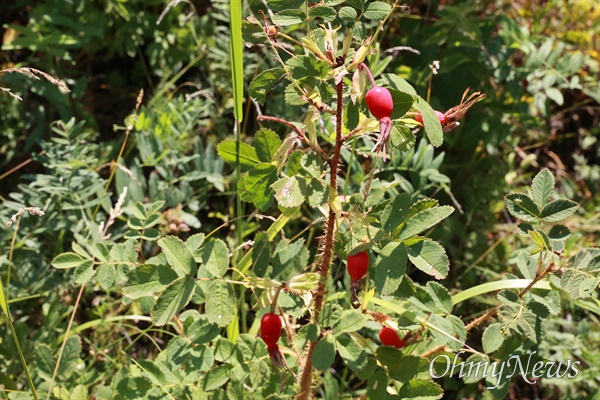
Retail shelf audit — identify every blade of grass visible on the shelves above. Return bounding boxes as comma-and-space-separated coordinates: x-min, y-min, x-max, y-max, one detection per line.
228, 0, 244, 343
451, 279, 552, 306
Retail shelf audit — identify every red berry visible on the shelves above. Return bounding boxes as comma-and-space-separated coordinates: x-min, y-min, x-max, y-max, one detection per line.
435, 110, 448, 125
365, 87, 393, 120
261, 313, 282, 348
347, 251, 369, 280
379, 327, 406, 349
414, 110, 447, 126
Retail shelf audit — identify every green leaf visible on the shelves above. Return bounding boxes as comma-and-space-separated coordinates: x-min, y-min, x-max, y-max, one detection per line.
377, 348, 420, 382
505, 193, 541, 222
339, 6, 357, 22
202, 364, 233, 391
529, 229, 551, 251
158, 236, 197, 277
548, 224, 570, 240
254, 128, 282, 162
397, 206, 454, 241
336, 335, 367, 371
383, 73, 417, 97
541, 199, 578, 222
217, 140, 260, 169
425, 282, 453, 314
58, 335, 81, 379
115, 377, 152, 398
199, 239, 230, 278
309, 6, 337, 22
239, 163, 278, 210
545, 87, 564, 105
332, 310, 368, 336
300, 153, 323, 178
205, 280, 235, 327
482, 323, 504, 354
415, 97, 443, 147
51, 252, 85, 269
531, 168, 554, 207
74, 259, 95, 284
35, 344, 54, 381
186, 233, 206, 252
390, 89, 416, 119
267, 0, 305, 12
580, 277, 600, 298
307, 177, 329, 207
373, 242, 407, 295
249, 69, 286, 105
124, 264, 178, 299
97, 263, 116, 289
152, 277, 196, 326
407, 239, 449, 280
252, 232, 271, 278
398, 379, 443, 399
363, 1, 391, 20
367, 370, 388, 399
271, 176, 306, 208
380, 193, 411, 233
188, 317, 221, 344
272, 9, 305, 26
312, 335, 336, 371
446, 315, 467, 352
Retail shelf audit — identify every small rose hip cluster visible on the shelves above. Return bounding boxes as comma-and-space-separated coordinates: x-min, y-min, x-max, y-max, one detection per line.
359, 63, 485, 159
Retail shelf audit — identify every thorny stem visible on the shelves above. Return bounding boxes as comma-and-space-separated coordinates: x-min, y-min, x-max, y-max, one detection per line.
298, 80, 344, 400
420, 261, 558, 358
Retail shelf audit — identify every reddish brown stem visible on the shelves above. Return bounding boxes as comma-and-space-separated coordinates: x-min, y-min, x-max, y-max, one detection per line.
298, 81, 344, 400
359, 63, 376, 87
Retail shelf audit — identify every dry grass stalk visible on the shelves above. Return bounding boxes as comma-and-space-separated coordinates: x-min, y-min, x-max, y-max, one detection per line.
98, 187, 128, 240
0, 67, 70, 101
6, 207, 46, 228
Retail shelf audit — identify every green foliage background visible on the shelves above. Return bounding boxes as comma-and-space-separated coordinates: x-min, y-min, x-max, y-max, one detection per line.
0, 0, 598, 399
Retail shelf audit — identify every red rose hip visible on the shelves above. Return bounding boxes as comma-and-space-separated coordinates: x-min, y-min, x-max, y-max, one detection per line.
379, 327, 406, 349
261, 313, 282, 349
365, 87, 393, 120
347, 251, 369, 280
414, 110, 447, 126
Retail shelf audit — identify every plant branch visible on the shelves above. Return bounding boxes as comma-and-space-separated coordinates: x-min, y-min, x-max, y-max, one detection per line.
420, 261, 558, 358
298, 80, 344, 400
257, 115, 330, 162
